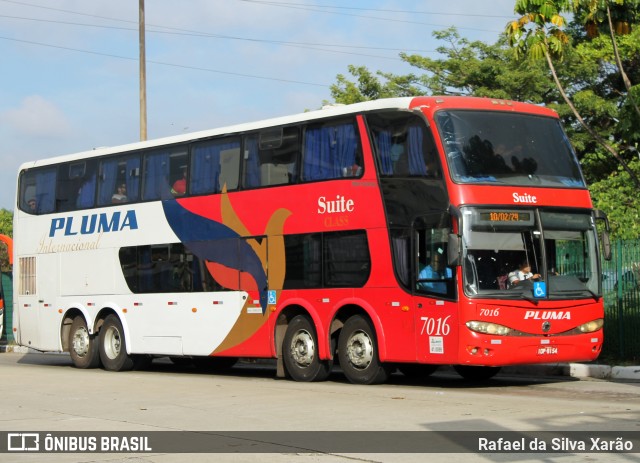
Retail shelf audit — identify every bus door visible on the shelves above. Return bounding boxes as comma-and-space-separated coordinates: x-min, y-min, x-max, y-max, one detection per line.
414, 214, 459, 364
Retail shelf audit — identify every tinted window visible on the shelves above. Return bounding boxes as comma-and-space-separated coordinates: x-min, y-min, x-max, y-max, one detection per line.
119, 243, 222, 293
368, 112, 441, 178
302, 119, 362, 181
284, 230, 370, 289
19, 167, 57, 215
435, 110, 585, 187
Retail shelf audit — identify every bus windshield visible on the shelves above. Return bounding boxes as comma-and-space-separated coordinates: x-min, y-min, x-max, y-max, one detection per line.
435, 110, 585, 188
461, 208, 600, 299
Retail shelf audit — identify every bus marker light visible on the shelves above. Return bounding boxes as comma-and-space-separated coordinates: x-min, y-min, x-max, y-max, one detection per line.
591, 338, 598, 343
192, 308, 197, 313
490, 339, 501, 345
122, 308, 128, 313
401, 306, 410, 312
134, 302, 142, 306
212, 300, 223, 305
483, 349, 491, 356
168, 302, 177, 306
58, 309, 63, 314
270, 306, 276, 312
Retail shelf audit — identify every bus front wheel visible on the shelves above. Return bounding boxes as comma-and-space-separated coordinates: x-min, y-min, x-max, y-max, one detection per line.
99, 314, 134, 371
283, 315, 332, 382
338, 315, 391, 385
69, 316, 100, 369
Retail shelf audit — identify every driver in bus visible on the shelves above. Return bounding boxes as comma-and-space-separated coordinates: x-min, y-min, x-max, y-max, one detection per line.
418, 250, 452, 294
508, 260, 541, 286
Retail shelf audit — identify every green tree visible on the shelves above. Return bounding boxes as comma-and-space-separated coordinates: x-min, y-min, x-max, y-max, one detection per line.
330, 28, 554, 104
505, 0, 640, 189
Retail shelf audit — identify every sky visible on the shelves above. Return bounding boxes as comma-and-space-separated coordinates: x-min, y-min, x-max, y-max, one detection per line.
0, 0, 519, 210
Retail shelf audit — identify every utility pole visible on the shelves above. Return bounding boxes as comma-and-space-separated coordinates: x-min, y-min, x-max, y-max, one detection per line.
139, 0, 147, 141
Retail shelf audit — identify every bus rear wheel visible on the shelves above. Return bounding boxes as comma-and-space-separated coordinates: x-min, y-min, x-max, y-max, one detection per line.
454, 365, 501, 381
338, 315, 391, 385
283, 315, 332, 382
69, 316, 100, 369
99, 314, 134, 371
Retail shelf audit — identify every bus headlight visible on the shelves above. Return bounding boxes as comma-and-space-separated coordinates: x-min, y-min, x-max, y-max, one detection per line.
466, 321, 512, 336
577, 319, 604, 333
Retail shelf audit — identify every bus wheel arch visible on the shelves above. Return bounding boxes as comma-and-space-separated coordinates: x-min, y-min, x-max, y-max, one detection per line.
98, 313, 134, 371
333, 307, 392, 385
62, 309, 101, 369
275, 305, 331, 381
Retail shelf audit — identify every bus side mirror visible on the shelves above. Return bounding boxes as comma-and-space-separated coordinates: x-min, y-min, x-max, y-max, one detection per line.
594, 209, 612, 261
601, 230, 612, 261
447, 233, 460, 266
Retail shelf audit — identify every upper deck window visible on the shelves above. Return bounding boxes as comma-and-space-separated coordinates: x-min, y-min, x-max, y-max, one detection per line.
367, 112, 442, 179
435, 110, 585, 188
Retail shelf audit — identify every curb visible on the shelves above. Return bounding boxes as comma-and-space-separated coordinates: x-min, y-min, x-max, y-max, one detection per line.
501, 362, 640, 381
0, 344, 32, 354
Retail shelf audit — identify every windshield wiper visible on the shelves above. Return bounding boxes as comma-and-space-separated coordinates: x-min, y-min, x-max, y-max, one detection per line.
518, 293, 540, 305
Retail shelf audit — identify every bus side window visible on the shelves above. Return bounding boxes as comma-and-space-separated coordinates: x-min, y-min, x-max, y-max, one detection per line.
191, 137, 240, 195
56, 161, 96, 211
143, 149, 187, 200
97, 155, 140, 206
302, 120, 361, 181
257, 126, 300, 187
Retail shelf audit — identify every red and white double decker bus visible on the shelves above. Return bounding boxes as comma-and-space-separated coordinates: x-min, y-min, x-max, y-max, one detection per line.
12, 96, 610, 383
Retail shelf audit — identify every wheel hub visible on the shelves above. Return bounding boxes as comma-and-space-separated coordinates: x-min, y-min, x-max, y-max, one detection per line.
104, 326, 122, 360
72, 327, 90, 357
346, 330, 373, 369
290, 330, 315, 367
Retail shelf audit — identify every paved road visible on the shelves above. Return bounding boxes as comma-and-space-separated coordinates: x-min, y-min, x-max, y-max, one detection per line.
1, 352, 639, 463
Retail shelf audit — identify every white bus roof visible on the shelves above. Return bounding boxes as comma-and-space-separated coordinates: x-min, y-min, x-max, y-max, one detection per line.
17, 96, 554, 171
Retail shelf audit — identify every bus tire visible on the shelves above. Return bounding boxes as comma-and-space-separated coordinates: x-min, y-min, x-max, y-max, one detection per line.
338, 315, 391, 385
283, 315, 332, 382
99, 314, 134, 371
454, 365, 501, 381
69, 316, 100, 369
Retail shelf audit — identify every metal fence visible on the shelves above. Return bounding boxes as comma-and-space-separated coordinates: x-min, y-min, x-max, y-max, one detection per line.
601, 239, 640, 362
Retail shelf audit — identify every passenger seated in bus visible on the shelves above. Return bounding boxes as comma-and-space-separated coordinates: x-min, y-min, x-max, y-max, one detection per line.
171, 169, 187, 196
112, 183, 128, 203
508, 260, 541, 286
27, 198, 36, 212
418, 251, 452, 294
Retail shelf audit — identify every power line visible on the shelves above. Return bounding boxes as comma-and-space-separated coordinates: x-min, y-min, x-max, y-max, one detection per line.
0, 14, 432, 60
0, 0, 506, 37
238, 0, 515, 19
235, 0, 508, 33
0, 35, 330, 88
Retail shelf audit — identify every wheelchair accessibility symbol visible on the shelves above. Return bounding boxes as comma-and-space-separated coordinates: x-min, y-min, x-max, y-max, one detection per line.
268, 290, 277, 305
533, 281, 547, 298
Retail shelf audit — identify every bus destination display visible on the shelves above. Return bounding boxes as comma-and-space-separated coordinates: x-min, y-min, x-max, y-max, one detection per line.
475, 210, 534, 226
